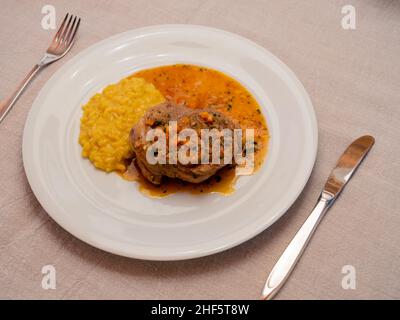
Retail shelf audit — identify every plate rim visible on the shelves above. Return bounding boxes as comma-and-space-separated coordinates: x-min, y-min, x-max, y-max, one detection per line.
22, 24, 318, 260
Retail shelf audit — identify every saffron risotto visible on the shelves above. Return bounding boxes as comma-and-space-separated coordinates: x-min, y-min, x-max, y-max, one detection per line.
79, 77, 165, 172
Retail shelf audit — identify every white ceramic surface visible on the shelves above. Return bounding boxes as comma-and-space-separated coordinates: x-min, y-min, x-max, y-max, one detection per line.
22, 25, 318, 260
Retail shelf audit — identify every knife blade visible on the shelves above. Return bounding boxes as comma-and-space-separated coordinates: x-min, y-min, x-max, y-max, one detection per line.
323, 135, 375, 197
261, 135, 375, 300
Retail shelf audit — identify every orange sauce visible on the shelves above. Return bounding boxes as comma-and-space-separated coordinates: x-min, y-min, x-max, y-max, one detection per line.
126, 64, 269, 197
122, 160, 238, 197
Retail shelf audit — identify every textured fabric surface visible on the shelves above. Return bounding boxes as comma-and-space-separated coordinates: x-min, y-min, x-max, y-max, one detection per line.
0, 0, 399, 299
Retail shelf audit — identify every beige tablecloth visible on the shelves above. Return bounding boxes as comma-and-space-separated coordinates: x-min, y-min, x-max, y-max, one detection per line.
0, 0, 399, 299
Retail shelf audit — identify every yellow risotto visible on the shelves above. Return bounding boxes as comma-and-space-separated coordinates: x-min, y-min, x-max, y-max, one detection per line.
79, 77, 165, 172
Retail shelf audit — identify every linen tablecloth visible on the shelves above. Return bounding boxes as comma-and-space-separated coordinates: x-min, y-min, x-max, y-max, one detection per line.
0, 0, 399, 299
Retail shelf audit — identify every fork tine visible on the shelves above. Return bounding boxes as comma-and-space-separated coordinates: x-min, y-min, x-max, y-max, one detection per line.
67, 17, 81, 47
47, 13, 80, 56
52, 13, 69, 43
58, 14, 74, 46
65, 16, 77, 46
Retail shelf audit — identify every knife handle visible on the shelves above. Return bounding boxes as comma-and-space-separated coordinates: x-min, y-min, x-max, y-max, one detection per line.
261, 191, 334, 300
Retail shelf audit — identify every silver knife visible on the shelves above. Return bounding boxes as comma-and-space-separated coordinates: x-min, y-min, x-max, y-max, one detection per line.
261, 135, 375, 300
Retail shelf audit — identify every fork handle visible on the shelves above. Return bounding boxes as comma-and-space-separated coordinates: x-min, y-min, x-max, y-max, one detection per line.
0, 64, 42, 124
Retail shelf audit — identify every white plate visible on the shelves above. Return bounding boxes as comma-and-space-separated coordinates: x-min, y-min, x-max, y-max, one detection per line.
23, 25, 317, 260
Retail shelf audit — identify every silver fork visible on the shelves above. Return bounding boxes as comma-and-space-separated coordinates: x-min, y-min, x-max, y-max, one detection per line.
0, 13, 81, 124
